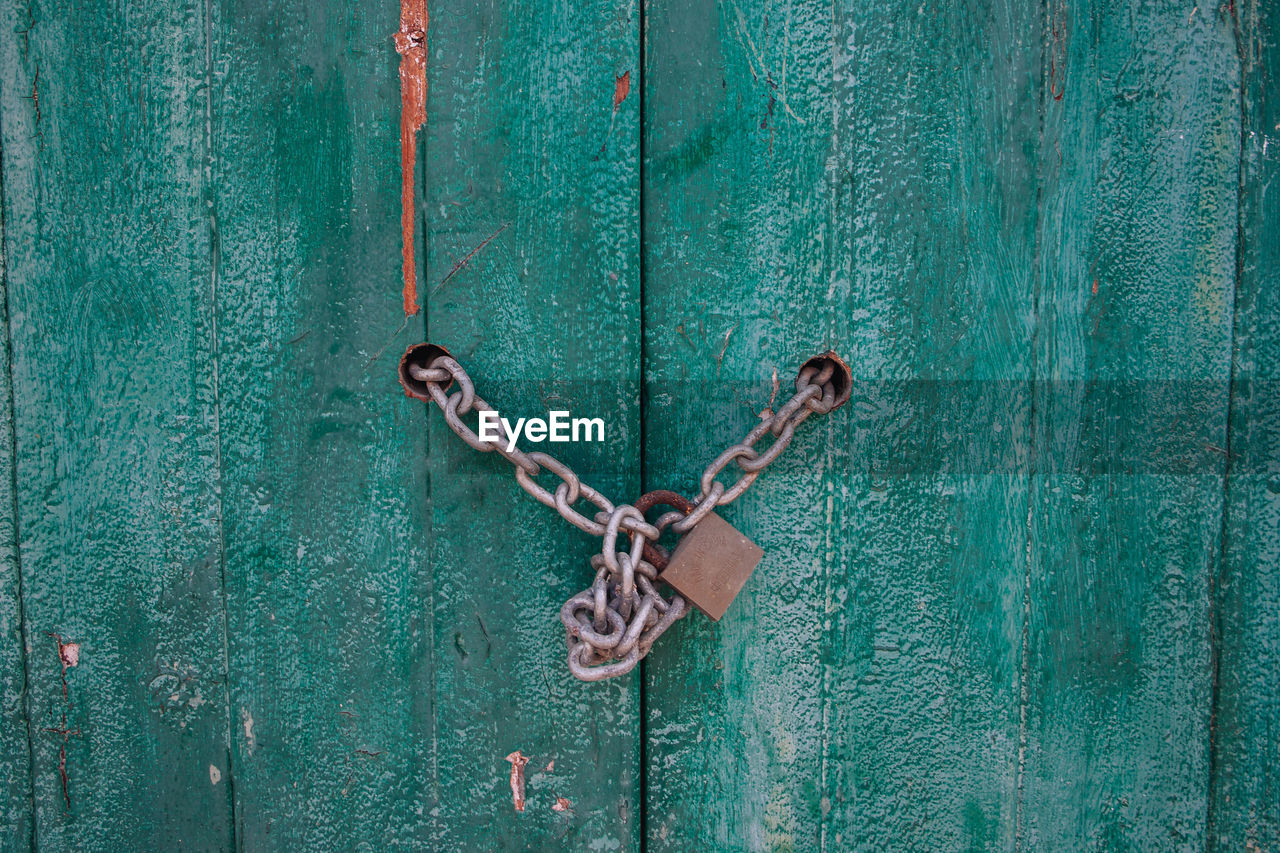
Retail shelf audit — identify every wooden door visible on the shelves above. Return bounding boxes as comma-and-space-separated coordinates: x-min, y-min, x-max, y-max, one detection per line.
0, 0, 1275, 850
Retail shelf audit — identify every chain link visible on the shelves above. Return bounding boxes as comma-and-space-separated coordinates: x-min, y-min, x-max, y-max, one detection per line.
402, 346, 848, 680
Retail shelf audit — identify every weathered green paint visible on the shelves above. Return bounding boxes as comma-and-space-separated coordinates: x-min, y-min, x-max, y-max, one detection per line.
0, 185, 34, 851
0, 0, 233, 848
210, 2, 434, 848
0, 0, 1276, 849
421, 0, 643, 845
1022, 1, 1239, 847
642, 0, 1037, 848
1208, 1, 1280, 848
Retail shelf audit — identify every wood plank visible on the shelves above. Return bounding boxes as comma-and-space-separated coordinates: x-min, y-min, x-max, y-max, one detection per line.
420, 0, 644, 846
1021, 0, 1240, 847
208, 1, 434, 847
0, 0, 234, 847
641, 0, 1040, 848
1208, 0, 1280, 847
0, 190, 34, 850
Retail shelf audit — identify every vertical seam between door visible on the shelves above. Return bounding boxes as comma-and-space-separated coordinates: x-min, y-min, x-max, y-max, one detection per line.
1016, 0, 1056, 847
202, 0, 240, 847
637, 0, 650, 847
1203, 5, 1249, 849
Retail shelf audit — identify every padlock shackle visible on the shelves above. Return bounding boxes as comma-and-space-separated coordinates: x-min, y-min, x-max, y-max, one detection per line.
633, 490, 697, 571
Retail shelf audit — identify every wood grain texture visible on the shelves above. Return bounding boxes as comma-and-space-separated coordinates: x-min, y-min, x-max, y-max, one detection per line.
1208, 0, 1280, 847
1022, 0, 1240, 847
0, 190, 34, 851
0, 0, 1272, 848
642, 0, 1039, 848
420, 0, 644, 846
210, 1, 434, 847
0, 0, 234, 848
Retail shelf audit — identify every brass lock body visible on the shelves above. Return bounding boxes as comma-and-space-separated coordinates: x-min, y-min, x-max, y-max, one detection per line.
659, 513, 764, 621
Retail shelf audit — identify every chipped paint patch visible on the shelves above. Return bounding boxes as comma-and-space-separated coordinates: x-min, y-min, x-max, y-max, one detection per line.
58, 641, 80, 668
762, 782, 796, 851
504, 750, 530, 812
242, 708, 256, 754
612, 71, 630, 111
210, 764, 222, 785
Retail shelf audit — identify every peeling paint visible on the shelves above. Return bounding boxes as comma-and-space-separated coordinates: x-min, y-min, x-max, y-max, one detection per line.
394, 0, 429, 316
43, 632, 80, 809
58, 641, 79, 668
242, 708, 256, 754
612, 71, 630, 111
504, 750, 530, 812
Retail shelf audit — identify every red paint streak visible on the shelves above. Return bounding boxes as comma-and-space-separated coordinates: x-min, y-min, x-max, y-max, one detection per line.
44, 724, 81, 809
395, 0, 429, 316
1092, 277, 1099, 295
44, 633, 81, 809
613, 71, 631, 111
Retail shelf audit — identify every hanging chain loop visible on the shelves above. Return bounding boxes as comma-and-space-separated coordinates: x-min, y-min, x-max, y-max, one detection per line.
399, 344, 850, 680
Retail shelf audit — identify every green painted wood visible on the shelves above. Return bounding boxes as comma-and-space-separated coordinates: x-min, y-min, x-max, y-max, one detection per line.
0, 186, 34, 851
0, 1, 1271, 849
209, 1, 434, 847
1208, 1, 1280, 847
1022, 0, 1240, 848
642, 0, 1040, 848
421, 0, 644, 846
0, 0, 234, 848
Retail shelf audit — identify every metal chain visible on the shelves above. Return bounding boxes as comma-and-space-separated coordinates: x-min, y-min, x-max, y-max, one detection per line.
401, 345, 849, 681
